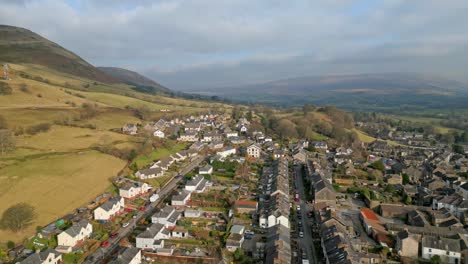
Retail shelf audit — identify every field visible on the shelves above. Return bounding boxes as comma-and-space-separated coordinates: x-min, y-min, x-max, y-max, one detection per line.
133, 142, 187, 168
0, 151, 126, 243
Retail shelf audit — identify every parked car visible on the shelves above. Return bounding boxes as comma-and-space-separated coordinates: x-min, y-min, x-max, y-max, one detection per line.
244, 234, 253, 240
110, 233, 118, 239
101, 241, 110, 248
245, 230, 255, 235
296, 204, 301, 211
302, 252, 307, 259
299, 231, 304, 238
122, 222, 130, 228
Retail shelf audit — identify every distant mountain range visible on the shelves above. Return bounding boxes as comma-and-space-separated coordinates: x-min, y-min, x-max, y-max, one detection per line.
98, 67, 171, 94
196, 73, 468, 111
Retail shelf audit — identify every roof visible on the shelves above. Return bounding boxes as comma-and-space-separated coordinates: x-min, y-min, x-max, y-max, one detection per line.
422, 236, 461, 252
21, 250, 61, 264
137, 223, 166, 239
63, 219, 90, 238
99, 197, 123, 212
109, 247, 140, 264
230, 225, 244, 235
360, 208, 379, 221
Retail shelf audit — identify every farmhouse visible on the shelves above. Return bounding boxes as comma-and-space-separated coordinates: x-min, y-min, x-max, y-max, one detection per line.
94, 197, 125, 221
119, 180, 150, 199
122, 124, 138, 135
57, 219, 92, 249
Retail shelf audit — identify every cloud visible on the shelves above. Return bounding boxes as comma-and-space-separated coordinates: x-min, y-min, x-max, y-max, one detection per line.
0, 0, 467, 90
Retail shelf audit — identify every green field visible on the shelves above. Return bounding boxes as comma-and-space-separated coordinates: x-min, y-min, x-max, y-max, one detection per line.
133, 142, 187, 168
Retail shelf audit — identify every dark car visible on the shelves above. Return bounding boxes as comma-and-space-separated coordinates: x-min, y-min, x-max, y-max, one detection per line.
110, 233, 118, 239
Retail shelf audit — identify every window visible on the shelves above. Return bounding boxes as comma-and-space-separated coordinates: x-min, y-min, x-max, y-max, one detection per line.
428, 248, 431, 253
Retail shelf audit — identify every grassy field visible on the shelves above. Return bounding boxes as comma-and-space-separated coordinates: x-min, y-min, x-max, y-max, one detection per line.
133, 142, 187, 168
0, 151, 126, 243
386, 115, 457, 134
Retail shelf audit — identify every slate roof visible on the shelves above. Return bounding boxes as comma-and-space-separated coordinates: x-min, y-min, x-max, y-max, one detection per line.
422, 236, 461, 252
64, 219, 90, 238
21, 250, 61, 264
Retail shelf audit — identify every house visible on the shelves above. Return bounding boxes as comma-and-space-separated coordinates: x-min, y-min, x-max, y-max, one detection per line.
184, 122, 202, 132
109, 247, 141, 264
21, 249, 62, 264
247, 143, 262, 158
184, 209, 202, 218
171, 151, 187, 162
189, 141, 205, 151
265, 224, 291, 264
226, 233, 244, 252
151, 157, 174, 171
122, 124, 138, 135
151, 205, 180, 228
292, 149, 308, 163
395, 230, 420, 258
238, 124, 248, 133
202, 131, 222, 142
208, 140, 224, 150
136, 223, 170, 250
171, 226, 189, 238
313, 141, 328, 150
432, 194, 468, 218
216, 147, 236, 158
226, 131, 238, 138
185, 175, 208, 193
230, 136, 246, 145
135, 167, 163, 179
336, 147, 353, 156
234, 200, 258, 214
171, 190, 191, 206
421, 236, 461, 264
94, 197, 125, 221
199, 165, 213, 175
153, 129, 165, 138
459, 182, 468, 199
360, 208, 389, 246
119, 180, 150, 199
230, 225, 245, 235
57, 219, 92, 249
178, 131, 199, 142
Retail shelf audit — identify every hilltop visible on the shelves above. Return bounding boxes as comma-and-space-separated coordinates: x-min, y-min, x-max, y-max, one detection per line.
0, 25, 116, 83
197, 73, 468, 111
98, 66, 171, 94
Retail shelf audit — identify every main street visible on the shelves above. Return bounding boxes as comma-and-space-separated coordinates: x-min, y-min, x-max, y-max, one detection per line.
84, 155, 205, 263
294, 164, 317, 264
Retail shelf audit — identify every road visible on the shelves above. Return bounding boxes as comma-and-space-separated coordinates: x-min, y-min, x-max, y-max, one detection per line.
85, 155, 205, 263
294, 164, 317, 264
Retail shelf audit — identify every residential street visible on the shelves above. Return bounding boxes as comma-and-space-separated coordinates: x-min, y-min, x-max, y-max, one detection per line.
294, 165, 317, 264
84, 155, 205, 263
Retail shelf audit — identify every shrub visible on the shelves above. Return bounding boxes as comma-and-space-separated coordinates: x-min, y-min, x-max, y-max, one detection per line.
26, 123, 51, 135
0, 82, 12, 95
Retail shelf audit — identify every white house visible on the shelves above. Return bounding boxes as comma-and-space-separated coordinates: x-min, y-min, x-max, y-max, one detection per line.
199, 165, 213, 175
185, 175, 208, 193
178, 131, 199, 142
111, 247, 141, 264
119, 181, 150, 199
184, 209, 202, 218
135, 167, 163, 179
247, 144, 262, 158
136, 223, 170, 250
421, 236, 461, 264
153, 129, 165, 138
21, 249, 62, 264
226, 131, 238, 138
151, 206, 180, 228
122, 124, 138, 135
171, 190, 191, 206
57, 220, 92, 248
94, 197, 125, 221
171, 226, 189, 239
216, 147, 236, 158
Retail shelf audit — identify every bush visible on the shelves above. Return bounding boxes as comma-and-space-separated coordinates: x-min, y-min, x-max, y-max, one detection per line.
0, 82, 12, 95
19, 83, 30, 93
26, 123, 51, 135
6, 241, 15, 249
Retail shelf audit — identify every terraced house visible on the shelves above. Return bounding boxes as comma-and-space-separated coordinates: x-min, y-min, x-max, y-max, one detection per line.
57, 219, 93, 251
94, 196, 125, 221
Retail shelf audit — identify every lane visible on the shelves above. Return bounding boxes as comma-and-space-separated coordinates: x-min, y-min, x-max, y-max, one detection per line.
85, 155, 205, 263
294, 164, 317, 264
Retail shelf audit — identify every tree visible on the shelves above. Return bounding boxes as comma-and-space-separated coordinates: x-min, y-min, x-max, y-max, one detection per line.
246, 110, 253, 121
370, 160, 385, 171
6, 241, 15, 249
0, 203, 37, 232
402, 173, 410, 185
430, 255, 441, 264
404, 195, 412, 205
0, 129, 15, 155
276, 119, 298, 139
385, 184, 395, 193
453, 144, 464, 154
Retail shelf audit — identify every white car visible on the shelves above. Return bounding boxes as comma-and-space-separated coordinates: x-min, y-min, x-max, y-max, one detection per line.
245, 230, 255, 235
299, 231, 304, 238
296, 204, 301, 211
122, 222, 130, 228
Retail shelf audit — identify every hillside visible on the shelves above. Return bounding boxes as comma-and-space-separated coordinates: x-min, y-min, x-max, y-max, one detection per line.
0, 25, 117, 83
200, 73, 468, 111
98, 67, 171, 94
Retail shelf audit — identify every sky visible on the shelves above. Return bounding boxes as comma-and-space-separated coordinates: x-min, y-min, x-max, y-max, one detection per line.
1, 0, 468, 91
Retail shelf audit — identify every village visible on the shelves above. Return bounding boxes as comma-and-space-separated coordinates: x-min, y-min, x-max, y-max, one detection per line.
11, 110, 468, 264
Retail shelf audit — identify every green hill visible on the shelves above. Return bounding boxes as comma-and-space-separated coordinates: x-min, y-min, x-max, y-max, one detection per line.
98, 66, 171, 94
0, 25, 117, 83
